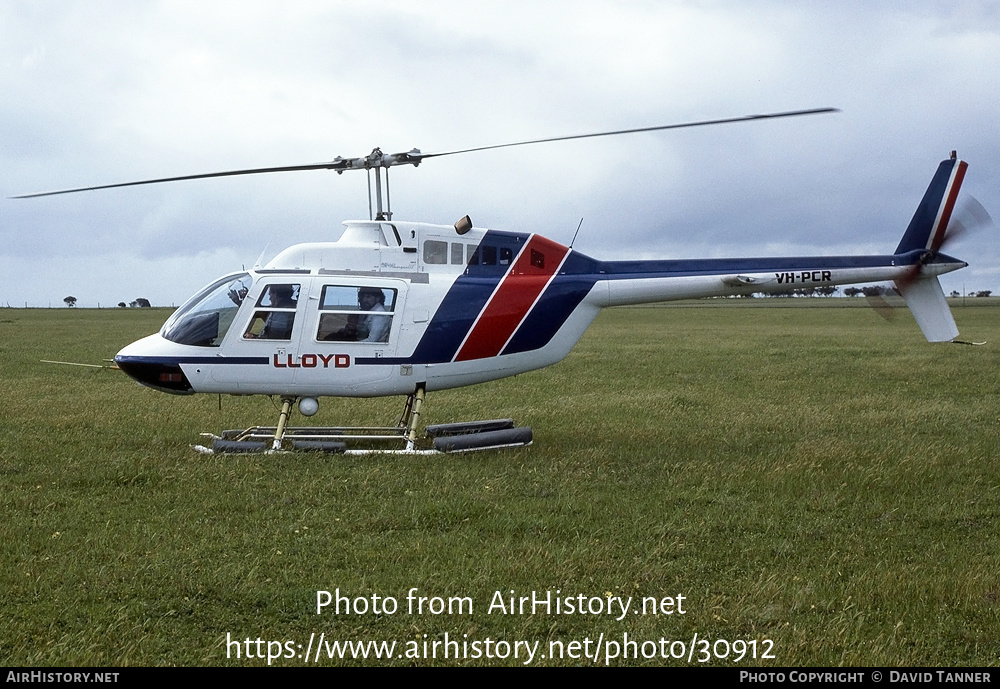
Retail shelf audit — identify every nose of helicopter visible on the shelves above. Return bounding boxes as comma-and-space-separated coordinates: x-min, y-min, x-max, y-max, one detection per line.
114, 334, 194, 394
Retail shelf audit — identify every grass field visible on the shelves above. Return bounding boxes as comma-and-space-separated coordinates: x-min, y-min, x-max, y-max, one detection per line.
1, 302, 998, 666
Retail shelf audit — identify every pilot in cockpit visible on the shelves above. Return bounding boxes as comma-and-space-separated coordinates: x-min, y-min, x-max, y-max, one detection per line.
244, 284, 298, 340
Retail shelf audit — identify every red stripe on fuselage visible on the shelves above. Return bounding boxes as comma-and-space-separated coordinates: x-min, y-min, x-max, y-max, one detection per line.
929, 160, 967, 250
455, 235, 569, 361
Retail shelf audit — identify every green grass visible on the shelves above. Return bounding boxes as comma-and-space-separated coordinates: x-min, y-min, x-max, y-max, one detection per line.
1, 303, 999, 666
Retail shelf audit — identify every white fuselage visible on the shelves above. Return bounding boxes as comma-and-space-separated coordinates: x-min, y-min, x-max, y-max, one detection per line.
114, 218, 965, 398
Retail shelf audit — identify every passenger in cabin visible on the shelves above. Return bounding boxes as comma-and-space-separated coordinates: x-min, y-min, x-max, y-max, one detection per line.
316, 286, 393, 343
357, 287, 390, 343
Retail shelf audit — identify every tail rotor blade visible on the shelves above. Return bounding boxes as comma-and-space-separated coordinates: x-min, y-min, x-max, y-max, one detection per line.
939, 195, 993, 250
897, 196, 990, 293
866, 288, 904, 321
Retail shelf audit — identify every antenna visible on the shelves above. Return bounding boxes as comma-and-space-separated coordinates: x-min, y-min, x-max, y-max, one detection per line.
253, 240, 272, 270
570, 218, 584, 248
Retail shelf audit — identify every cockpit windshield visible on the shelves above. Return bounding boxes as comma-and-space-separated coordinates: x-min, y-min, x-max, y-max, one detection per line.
161, 273, 252, 347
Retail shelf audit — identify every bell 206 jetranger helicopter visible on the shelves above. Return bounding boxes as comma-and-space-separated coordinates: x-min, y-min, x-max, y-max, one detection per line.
18, 110, 973, 454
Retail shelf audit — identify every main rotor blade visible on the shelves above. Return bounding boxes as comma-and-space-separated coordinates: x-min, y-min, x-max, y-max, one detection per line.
417, 108, 839, 160
11, 161, 345, 198
12, 107, 837, 198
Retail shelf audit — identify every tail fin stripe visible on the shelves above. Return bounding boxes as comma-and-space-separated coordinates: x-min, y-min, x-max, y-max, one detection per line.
927, 160, 967, 250
894, 156, 968, 255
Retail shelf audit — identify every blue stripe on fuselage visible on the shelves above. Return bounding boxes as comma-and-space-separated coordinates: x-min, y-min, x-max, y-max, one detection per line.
599, 253, 906, 278
115, 355, 269, 365
407, 230, 530, 364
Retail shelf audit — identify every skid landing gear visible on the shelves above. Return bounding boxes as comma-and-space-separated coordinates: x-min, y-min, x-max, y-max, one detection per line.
195, 384, 533, 455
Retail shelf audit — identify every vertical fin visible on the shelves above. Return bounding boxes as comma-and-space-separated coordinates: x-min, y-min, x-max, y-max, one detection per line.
894, 155, 967, 254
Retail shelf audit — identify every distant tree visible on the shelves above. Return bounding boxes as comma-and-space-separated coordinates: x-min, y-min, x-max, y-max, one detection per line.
63, 296, 77, 308
815, 286, 838, 297
975, 290, 992, 298
861, 285, 893, 297
950, 290, 961, 298
118, 302, 127, 308
134, 298, 151, 308
129, 300, 137, 308
843, 287, 863, 297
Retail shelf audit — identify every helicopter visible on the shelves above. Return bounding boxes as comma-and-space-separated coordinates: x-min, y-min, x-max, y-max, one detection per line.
16, 109, 973, 454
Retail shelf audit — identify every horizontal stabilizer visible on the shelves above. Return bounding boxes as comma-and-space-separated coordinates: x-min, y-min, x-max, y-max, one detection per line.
896, 276, 958, 342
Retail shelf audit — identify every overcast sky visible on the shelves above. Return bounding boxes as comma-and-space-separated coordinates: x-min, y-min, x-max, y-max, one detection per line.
2, 1, 998, 308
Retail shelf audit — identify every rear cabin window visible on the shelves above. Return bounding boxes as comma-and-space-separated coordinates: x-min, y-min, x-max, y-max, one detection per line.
316, 285, 397, 344
423, 240, 448, 264
467, 243, 520, 269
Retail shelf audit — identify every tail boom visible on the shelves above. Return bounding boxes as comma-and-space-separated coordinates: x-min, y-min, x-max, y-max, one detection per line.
592, 154, 970, 342
596, 255, 960, 306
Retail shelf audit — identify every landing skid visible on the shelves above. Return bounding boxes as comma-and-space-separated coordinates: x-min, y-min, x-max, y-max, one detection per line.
194, 385, 533, 454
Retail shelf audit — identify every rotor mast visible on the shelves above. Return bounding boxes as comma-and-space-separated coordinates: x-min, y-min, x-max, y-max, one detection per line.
342, 147, 423, 220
